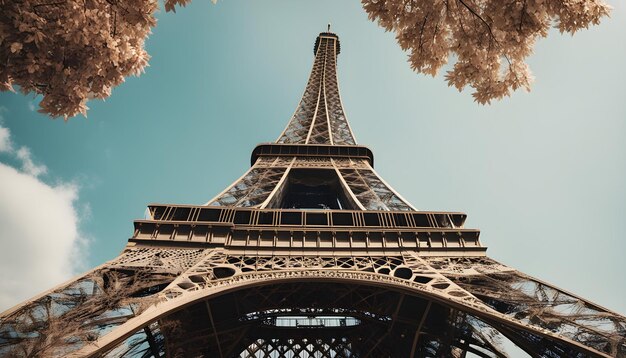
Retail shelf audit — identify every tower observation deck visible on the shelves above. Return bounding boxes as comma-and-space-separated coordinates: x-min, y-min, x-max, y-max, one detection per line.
0, 31, 624, 358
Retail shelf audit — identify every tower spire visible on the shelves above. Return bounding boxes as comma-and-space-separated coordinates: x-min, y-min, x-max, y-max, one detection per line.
277, 31, 355, 145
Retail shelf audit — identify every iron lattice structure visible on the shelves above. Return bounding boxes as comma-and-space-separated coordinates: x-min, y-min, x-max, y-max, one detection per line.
1, 32, 625, 358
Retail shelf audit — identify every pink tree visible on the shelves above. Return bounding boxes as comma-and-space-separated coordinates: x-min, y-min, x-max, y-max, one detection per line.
0, 0, 611, 119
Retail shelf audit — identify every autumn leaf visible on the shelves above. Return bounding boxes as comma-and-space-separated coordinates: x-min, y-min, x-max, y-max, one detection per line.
10, 42, 22, 53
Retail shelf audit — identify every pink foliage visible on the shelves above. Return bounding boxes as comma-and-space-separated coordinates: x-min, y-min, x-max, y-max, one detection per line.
0, 0, 611, 119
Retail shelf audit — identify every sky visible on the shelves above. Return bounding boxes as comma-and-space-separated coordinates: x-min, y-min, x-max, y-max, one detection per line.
0, 0, 624, 344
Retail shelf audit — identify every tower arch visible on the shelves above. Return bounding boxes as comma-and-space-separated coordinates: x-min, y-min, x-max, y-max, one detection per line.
63, 250, 615, 357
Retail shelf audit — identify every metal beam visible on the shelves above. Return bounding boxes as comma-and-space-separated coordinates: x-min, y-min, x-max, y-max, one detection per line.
410, 300, 432, 358
205, 301, 224, 358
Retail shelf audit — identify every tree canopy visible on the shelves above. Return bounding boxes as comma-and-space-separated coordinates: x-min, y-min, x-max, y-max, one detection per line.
0, 0, 611, 119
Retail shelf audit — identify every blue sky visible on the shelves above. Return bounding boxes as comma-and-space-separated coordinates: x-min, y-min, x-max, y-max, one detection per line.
0, 0, 624, 321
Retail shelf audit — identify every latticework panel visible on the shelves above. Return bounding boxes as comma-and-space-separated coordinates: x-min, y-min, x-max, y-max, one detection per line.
253, 156, 282, 168
110, 247, 207, 271
277, 34, 355, 145
159, 251, 481, 307
331, 158, 369, 169
240, 338, 354, 358
428, 257, 626, 357
102, 322, 164, 358
0, 248, 209, 357
254, 157, 299, 168
208, 167, 287, 207
307, 40, 331, 144
256, 157, 369, 169
278, 37, 325, 144
217, 156, 411, 211
324, 36, 355, 146
339, 167, 414, 211
291, 157, 335, 168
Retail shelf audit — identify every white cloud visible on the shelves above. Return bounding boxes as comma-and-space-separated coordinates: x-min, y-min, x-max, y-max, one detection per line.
0, 126, 11, 153
15, 147, 47, 177
0, 124, 87, 312
0, 107, 10, 153
0, 121, 48, 177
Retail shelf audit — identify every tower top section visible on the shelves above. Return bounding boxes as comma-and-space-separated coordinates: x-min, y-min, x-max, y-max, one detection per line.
314, 32, 340, 55
276, 32, 355, 145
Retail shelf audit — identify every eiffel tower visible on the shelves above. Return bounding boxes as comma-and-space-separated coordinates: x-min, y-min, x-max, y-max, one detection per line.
1, 30, 625, 358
